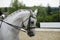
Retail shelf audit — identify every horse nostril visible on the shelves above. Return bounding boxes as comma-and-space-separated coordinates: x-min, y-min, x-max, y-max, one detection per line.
31, 21, 34, 24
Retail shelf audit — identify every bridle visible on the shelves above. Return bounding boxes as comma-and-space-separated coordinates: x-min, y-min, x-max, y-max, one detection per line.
0, 10, 36, 32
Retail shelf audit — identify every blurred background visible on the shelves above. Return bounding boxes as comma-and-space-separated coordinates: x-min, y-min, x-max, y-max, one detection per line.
0, 0, 59, 27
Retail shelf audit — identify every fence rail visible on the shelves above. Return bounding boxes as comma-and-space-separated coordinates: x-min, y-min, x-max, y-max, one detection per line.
40, 22, 60, 28
35, 28, 60, 31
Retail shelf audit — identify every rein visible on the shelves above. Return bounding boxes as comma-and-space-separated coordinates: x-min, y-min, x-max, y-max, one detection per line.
0, 16, 35, 30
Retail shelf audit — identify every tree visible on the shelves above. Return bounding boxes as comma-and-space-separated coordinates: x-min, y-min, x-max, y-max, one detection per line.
59, 5, 60, 21
8, 0, 26, 15
47, 4, 52, 15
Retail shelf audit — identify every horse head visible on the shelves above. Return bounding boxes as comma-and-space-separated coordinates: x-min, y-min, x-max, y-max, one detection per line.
23, 9, 38, 37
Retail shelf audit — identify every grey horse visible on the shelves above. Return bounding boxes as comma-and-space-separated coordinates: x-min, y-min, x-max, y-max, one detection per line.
0, 9, 38, 40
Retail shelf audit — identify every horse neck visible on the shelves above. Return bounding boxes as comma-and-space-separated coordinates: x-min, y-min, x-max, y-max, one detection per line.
4, 10, 30, 25
4, 15, 18, 22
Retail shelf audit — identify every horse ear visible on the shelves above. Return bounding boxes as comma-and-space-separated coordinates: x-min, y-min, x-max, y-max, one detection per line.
33, 9, 38, 16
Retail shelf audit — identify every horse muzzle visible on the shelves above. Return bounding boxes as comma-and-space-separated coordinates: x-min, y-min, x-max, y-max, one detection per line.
27, 30, 35, 37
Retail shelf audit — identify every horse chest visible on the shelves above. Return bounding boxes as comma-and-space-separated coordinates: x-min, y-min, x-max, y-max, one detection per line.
1, 22, 19, 40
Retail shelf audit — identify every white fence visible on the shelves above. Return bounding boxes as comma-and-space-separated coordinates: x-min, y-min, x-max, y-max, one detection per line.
40, 22, 60, 29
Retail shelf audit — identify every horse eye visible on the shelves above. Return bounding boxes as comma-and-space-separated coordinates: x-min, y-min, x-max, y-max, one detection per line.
31, 21, 34, 24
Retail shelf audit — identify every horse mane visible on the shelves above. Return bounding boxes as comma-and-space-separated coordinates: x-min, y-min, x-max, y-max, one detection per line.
4, 9, 31, 21
7, 9, 29, 17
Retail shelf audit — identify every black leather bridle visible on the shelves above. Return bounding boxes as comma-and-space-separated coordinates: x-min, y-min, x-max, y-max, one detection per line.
0, 11, 36, 32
